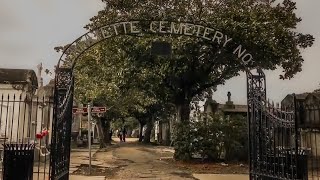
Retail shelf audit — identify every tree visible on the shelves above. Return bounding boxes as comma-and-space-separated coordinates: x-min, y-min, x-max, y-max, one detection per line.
57, 0, 314, 160
72, 42, 158, 147
86, 0, 313, 122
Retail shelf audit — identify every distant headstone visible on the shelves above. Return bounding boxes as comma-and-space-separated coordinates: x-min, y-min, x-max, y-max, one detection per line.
227, 91, 231, 102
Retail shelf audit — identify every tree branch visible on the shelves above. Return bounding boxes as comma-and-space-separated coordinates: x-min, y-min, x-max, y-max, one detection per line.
191, 67, 231, 97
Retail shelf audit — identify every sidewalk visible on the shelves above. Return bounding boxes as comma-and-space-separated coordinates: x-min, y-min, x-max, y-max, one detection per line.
193, 174, 249, 180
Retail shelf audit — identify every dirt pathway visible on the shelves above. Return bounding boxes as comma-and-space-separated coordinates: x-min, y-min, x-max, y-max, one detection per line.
70, 138, 249, 179
94, 139, 196, 180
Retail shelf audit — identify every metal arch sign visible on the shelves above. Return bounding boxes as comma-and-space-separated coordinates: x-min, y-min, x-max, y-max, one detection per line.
58, 20, 255, 69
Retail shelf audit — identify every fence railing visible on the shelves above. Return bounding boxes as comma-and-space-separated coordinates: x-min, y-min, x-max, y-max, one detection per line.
0, 93, 53, 180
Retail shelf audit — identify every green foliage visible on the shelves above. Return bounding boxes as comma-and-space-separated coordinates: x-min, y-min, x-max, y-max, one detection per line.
111, 117, 139, 131
82, 0, 315, 128
56, 0, 313, 159
74, 42, 158, 119
187, 113, 248, 161
172, 121, 192, 161
221, 114, 248, 161
124, 117, 140, 130
87, 0, 314, 84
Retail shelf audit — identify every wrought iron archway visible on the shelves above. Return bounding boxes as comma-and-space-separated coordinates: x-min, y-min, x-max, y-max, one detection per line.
50, 17, 311, 180
51, 19, 258, 179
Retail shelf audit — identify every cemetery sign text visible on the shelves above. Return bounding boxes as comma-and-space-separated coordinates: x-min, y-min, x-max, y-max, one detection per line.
60, 21, 254, 68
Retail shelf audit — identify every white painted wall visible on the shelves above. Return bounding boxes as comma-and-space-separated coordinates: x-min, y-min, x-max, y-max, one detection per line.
33, 97, 53, 145
0, 84, 31, 143
0, 83, 54, 145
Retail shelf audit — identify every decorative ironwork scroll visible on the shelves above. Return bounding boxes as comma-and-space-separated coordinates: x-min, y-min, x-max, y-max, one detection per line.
50, 68, 74, 180
247, 69, 305, 180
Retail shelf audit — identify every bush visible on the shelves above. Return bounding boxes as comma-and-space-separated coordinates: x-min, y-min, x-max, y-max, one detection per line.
190, 113, 248, 162
172, 122, 193, 161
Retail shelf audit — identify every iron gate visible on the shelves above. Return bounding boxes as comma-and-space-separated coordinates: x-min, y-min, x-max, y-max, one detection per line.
50, 68, 74, 180
247, 69, 307, 180
0, 93, 53, 180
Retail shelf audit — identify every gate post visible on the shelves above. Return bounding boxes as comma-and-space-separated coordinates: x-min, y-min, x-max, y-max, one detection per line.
50, 68, 74, 180
247, 69, 267, 180
246, 70, 253, 179
293, 94, 308, 180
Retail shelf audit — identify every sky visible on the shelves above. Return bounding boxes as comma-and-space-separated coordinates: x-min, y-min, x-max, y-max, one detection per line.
0, 0, 319, 105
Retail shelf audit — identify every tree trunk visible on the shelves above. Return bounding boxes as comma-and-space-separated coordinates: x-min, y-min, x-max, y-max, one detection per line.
173, 98, 192, 161
175, 99, 191, 123
96, 117, 111, 148
158, 121, 163, 143
101, 119, 111, 145
96, 117, 107, 148
139, 123, 144, 142
143, 117, 154, 144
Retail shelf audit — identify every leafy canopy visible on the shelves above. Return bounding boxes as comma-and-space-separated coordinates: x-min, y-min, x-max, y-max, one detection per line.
83, 0, 314, 106
74, 41, 158, 119
56, 0, 314, 123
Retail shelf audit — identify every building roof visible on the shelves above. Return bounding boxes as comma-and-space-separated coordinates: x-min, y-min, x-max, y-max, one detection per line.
0, 68, 38, 87
283, 93, 309, 100
304, 92, 320, 104
282, 93, 318, 107
203, 90, 248, 114
218, 104, 247, 113
204, 99, 247, 114
296, 93, 309, 100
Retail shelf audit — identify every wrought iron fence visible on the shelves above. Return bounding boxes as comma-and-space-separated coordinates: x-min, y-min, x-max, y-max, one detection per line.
0, 72, 317, 180
247, 70, 308, 179
0, 93, 53, 180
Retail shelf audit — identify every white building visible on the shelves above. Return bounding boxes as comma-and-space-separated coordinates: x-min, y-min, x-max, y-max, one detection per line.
0, 66, 56, 163
0, 68, 38, 143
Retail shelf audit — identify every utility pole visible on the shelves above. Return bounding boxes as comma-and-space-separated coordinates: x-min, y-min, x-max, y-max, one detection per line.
79, 115, 82, 137
72, 104, 108, 176
88, 104, 92, 175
